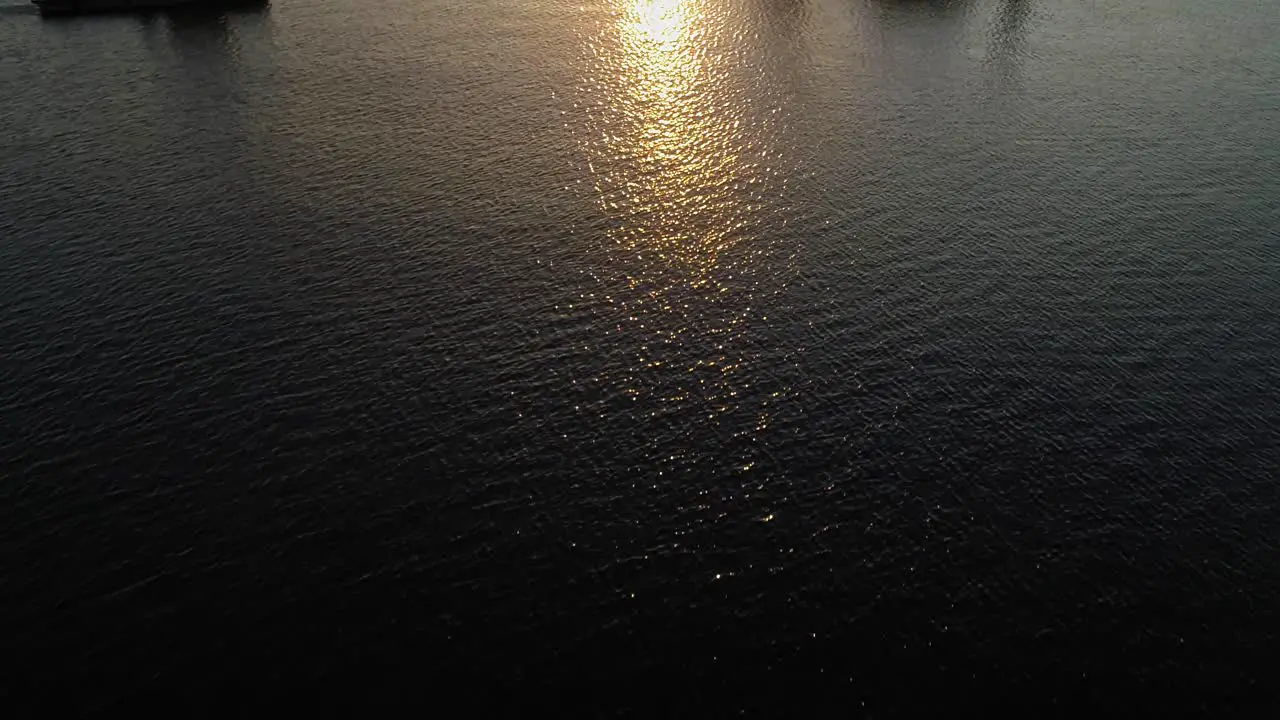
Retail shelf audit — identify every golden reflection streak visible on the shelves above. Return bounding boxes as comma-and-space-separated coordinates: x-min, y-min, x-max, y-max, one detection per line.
592, 0, 762, 286
579, 0, 789, 420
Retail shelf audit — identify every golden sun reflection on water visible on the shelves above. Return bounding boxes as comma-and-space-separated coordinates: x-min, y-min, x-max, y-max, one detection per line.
578, 0, 793, 420
630, 0, 693, 45
590, 0, 772, 286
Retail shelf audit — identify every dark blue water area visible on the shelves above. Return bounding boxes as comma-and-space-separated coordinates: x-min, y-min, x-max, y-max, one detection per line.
2, 0, 1280, 714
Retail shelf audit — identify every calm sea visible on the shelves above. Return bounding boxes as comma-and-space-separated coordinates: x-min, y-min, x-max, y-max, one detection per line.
2, 0, 1279, 714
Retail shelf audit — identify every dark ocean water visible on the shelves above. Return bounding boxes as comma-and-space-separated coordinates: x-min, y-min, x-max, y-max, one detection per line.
3, 0, 1280, 714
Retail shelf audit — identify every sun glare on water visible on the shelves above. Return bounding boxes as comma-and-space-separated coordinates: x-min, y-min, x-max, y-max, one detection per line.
629, 0, 695, 46
574, 0, 791, 417
601, 0, 754, 281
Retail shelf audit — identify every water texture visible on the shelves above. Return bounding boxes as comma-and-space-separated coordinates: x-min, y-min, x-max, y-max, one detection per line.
2, 0, 1279, 713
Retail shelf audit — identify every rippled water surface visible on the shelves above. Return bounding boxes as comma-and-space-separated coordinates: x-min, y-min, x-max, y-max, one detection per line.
3, 0, 1280, 713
